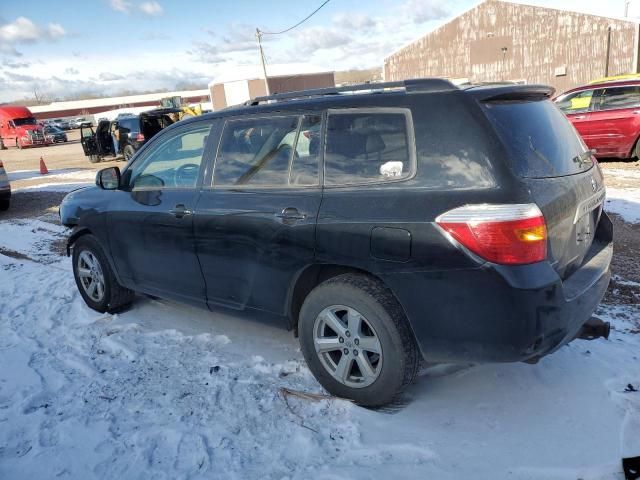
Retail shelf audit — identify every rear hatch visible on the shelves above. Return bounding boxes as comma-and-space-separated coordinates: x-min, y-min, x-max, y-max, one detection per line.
474, 86, 605, 278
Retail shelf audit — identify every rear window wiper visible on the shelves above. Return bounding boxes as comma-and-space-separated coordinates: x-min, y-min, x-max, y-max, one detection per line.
572, 149, 596, 167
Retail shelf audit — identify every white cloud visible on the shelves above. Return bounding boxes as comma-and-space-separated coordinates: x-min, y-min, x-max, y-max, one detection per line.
294, 26, 352, 55
109, 0, 131, 13
404, 0, 452, 23
139, 1, 163, 16
333, 13, 377, 31
0, 17, 67, 43
0, 17, 67, 57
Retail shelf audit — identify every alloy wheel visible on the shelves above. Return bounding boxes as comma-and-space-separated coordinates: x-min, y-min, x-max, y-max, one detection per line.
77, 250, 105, 302
313, 305, 383, 388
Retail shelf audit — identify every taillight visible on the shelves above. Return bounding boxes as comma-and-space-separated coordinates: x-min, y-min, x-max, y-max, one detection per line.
136, 133, 145, 142
436, 204, 547, 265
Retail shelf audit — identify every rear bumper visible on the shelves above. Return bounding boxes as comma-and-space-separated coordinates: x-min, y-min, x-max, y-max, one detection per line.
383, 212, 613, 364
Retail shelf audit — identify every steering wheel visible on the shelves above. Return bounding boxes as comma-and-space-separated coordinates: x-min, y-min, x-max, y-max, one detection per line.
173, 163, 200, 187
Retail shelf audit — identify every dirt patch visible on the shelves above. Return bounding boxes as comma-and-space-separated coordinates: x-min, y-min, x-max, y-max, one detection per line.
0, 191, 67, 221
605, 213, 640, 305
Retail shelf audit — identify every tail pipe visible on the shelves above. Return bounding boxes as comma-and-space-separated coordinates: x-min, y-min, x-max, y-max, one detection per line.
577, 317, 611, 341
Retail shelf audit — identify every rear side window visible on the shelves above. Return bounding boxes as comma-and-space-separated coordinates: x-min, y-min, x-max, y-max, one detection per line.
555, 89, 594, 114
324, 109, 414, 186
214, 115, 320, 187
597, 86, 640, 111
484, 100, 593, 178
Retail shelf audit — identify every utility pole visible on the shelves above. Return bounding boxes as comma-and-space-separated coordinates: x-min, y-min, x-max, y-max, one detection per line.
255, 28, 271, 96
625, 0, 631, 17
605, 26, 612, 77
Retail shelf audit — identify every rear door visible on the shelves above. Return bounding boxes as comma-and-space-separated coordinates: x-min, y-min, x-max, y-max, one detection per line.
483, 98, 605, 278
194, 113, 323, 314
586, 85, 640, 157
555, 88, 596, 146
107, 120, 215, 306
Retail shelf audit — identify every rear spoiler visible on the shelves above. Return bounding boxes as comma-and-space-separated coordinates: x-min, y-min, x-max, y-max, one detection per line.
464, 84, 555, 102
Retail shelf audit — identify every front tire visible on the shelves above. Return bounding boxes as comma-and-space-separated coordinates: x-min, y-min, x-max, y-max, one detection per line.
88, 154, 100, 164
72, 235, 134, 313
299, 274, 420, 407
0, 197, 9, 211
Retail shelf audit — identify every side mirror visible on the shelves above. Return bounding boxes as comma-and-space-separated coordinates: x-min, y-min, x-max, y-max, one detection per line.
96, 167, 121, 190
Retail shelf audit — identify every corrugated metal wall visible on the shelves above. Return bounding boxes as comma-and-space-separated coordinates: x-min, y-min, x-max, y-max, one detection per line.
384, 0, 639, 93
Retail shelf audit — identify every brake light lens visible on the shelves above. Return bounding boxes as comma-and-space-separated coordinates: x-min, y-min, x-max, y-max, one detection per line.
136, 133, 145, 142
436, 204, 547, 265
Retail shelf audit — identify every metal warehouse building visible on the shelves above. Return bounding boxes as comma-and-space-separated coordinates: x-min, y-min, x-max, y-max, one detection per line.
384, 0, 640, 93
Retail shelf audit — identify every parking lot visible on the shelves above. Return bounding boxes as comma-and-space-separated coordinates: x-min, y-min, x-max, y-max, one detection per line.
1, 126, 640, 478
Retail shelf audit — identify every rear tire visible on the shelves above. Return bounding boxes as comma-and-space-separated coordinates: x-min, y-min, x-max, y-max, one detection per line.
634, 138, 640, 159
123, 145, 135, 162
72, 235, 134, 313
298, 273, 420, 407
0, 198, 9, 211
88, 154, 100, 164
16, 140, 22, 150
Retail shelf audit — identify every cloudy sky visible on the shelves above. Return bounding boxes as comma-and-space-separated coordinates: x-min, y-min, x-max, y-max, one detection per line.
0, 0, 638, 103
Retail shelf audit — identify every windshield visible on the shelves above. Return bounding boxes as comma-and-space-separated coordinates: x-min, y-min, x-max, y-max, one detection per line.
13, 117, 37, 127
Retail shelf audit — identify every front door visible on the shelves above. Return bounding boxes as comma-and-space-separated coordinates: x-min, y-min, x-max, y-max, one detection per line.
107, 120, 216, 306
194, 114, 323, 315
80, 125, 99, 157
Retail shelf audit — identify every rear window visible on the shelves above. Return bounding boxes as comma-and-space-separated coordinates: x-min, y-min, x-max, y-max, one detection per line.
483, 100, 593, 178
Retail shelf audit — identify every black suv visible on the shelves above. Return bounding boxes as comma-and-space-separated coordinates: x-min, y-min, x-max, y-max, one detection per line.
60, 79, 612, 406
80, 108, 180, 163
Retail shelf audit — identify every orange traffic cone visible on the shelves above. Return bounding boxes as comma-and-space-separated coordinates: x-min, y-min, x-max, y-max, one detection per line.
39, 156, 49, 175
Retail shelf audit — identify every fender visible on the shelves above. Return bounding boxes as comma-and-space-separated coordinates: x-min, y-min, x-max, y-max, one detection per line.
66, 226, 126, 287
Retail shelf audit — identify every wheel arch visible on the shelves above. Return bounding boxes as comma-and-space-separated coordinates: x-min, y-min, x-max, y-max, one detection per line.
287, 264, 411, 338
67, 227, 126, 287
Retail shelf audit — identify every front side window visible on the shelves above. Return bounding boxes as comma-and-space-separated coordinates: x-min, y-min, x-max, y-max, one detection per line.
597, 86, 640, 111
555, 90, 594, 114
324, 109, 414, 186
214, 115, 320, 187
126, 123, 211, 190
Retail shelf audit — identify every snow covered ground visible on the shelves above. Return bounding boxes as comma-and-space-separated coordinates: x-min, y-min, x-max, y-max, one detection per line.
0, 168, 639, 479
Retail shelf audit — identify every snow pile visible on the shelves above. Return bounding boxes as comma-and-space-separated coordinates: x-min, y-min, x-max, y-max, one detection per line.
0, 219, 639, 479
606, 187, 640, 224
603, 167, 640, 224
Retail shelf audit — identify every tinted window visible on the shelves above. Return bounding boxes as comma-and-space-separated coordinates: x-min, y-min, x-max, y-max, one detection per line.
555, 90, 594, 114
214, 116, 299, 187
127, 124, 211, 189
324, 110, 412, 185
484, 100, 593, 178
118, 117, 137, 133
290, 115, 321, 186
598, 86, 640, 110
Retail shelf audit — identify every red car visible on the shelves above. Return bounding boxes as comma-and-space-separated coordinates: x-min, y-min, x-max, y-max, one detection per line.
555, 80, 640, 159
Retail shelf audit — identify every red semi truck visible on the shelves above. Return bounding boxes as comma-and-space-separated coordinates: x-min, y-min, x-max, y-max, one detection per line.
0, 106, 51, 149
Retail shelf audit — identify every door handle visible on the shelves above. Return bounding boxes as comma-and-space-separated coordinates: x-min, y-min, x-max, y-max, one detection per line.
573, 115, 587, 120
170, 204, 193, 218
276, 207, 306, 220
632, 110, 640, 115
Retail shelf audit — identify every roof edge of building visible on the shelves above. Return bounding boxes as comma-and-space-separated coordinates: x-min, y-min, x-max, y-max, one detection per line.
383, 0, 640, 63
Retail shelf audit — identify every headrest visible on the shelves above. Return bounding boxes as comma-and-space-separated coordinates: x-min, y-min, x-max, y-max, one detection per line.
365, 133, 385, 154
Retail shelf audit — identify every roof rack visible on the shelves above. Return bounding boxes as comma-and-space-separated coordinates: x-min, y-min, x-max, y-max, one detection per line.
245, 78, 458, 106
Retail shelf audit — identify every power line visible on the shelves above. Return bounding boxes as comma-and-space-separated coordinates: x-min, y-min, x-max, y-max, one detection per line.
259, 0, 331, 36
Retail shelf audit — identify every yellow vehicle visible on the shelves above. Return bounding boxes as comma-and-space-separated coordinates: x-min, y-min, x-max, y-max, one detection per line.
159, 96, 203, 121
589, 73, 640, 84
